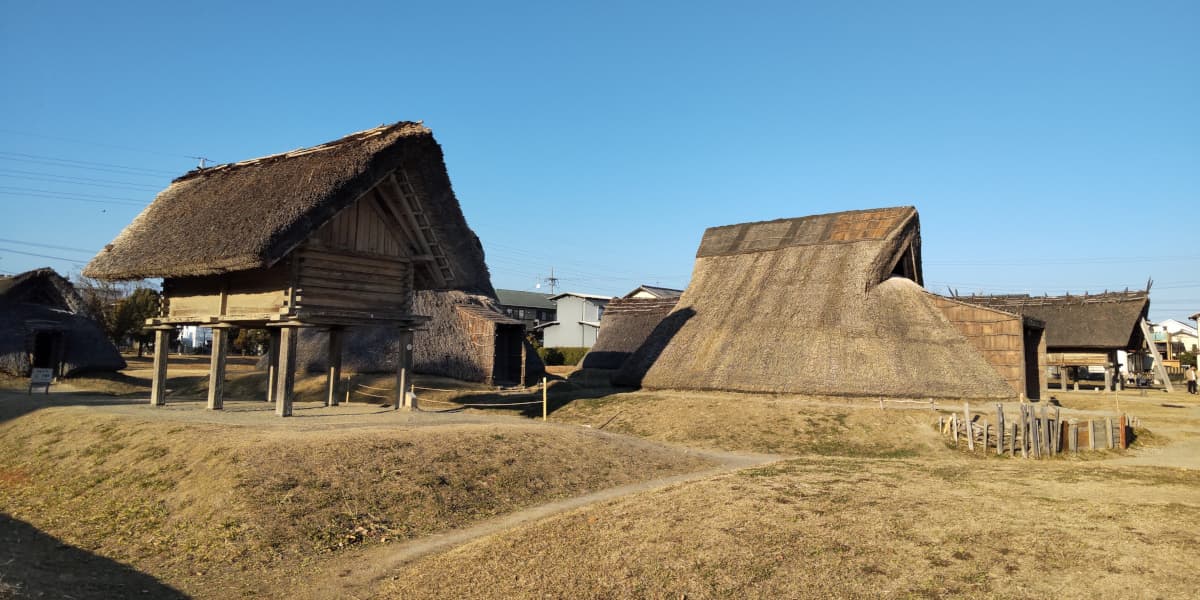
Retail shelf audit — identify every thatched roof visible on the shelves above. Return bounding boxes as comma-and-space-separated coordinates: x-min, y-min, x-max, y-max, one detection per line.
84, 121, 493, 295
615, 207, 1015, 399
0, 268, 124, 376
0, 268, 87, 314
952, 291, 1149, 351
580, 297, 678, 369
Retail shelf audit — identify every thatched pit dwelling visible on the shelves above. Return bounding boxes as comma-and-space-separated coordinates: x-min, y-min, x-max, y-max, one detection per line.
953, 291, 1152, 389
580, 297, 680, 370
85, 121, 525, 414
0, 268, 125, 377
614, 207, 1017, 399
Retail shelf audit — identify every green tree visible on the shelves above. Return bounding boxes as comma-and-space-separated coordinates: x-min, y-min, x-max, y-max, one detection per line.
112, 288, 161, 357
233, 328, 270, 355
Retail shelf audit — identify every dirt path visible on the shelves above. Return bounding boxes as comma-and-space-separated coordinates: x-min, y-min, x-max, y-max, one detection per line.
295, 447, 785, 600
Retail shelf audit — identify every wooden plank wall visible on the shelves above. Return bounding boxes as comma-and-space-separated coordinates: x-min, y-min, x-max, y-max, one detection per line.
931, 297, 1026, 395
165, 264, 289, 320
294, 247, 413, 314
311, 193, 407, 257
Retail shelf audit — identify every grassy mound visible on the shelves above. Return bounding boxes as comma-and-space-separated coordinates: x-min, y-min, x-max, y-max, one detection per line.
549, 390, 939, 457
386, 456, 1200, 599
0, 408, 711, 597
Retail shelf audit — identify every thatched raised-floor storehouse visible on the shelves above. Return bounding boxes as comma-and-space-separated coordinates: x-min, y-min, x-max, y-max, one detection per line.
953, 291, 1153, 390
614, 207, 1019, 399
85, 121, 511, 415
0, 268, 125, 378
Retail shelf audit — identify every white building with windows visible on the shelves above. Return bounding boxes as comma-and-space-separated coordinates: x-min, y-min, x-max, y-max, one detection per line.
539, 292, 612, 348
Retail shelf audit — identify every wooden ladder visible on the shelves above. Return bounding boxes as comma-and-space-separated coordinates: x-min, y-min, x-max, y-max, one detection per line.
1139, 318, 1174, 393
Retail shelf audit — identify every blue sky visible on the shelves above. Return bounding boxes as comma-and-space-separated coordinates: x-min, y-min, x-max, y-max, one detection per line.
1, 1, 1196, 322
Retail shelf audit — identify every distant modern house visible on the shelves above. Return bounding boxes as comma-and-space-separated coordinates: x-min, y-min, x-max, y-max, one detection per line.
495, 289, 557, 340
0, 268, 125, 377
623, 285, 684, 300
540, 292, 612, 348
1150, 319, 1198, 362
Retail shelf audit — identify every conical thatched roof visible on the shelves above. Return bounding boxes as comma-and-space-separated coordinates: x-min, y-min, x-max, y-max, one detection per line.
614, 207, 1015, 399
0, 268, 125, 376
580, 297, 679, 370
952, 291, 1149, 351
84, 121, 493, 295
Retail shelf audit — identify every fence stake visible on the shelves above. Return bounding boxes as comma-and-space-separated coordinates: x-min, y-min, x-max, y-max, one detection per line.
1119, 414, 1128, 449
1088, 420, 1096, 451
995, 404, 1004, 456
1105, 417, 1114, 450
964, 402, 974, 451
1009, 421, 1016, 457
542, 376, 548, 422
1069, 421, 1078, 453
409, 381, 418, 411
952, 414, 959, 446
981, 419, 989, 453
1051, 407, 1060, 455
1019, 406, 1028, 458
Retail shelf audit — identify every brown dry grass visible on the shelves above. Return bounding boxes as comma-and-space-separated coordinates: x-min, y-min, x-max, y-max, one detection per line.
0, 407, 710, 598
384, 456, 1200, 599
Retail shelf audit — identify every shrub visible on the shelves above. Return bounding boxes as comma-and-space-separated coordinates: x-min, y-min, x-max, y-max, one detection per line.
537, 347, 589, 366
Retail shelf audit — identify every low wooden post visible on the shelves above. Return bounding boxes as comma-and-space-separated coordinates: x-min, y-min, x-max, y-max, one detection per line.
275, 325, 298, 417
542, 376, 548, 422
1010, 422, 1017, 457
964, 402, 974, 451
1052, 407, 1061, 455
1069, 422, 1079, 453
394, 328, 411, 410
150, 326, 172, 406
952, 414, 959, 446
326, 327, 343, 407
1119, 414, 1128, 449
1019, 406, 1028, 458
1105, 417, 1115, 450
396, 367, 407, 410
409, 380, 418, 411
1088, 420, 1096, 451
996, 404, 1005, 456
207, 326, 230, 410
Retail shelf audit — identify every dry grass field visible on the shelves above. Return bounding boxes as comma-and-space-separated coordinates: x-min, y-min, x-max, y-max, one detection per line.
1, 357, 1199, 599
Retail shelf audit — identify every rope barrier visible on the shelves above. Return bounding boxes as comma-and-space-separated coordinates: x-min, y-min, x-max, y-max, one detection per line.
349, 389, 394, 400
416, 397, 544, 408
353, 383, 394, 392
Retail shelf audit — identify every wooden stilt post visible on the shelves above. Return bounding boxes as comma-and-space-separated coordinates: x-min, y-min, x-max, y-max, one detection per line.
266, 328, 280, 403
150, 326, 171, 406
207, 326, 230, 410
275, 326, 298, 417
326, 327, 343, 407
395, 328, 412, 410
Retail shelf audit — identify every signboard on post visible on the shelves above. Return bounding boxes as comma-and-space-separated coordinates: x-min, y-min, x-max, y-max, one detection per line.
29, 368, 53, 395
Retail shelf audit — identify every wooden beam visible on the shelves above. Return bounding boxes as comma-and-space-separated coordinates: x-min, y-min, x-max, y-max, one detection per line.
395, 329, 413, 410
275, 326, 298, 417
150, 327, 171, 406
1138, 318, 1174, 393
207, 326, 230, 410
326, 328, 343, 407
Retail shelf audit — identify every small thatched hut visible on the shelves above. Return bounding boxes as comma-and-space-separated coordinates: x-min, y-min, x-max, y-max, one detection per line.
580, 297, 679, 370
615, 207, 1016, 399
953, 291, 1151, 388
85, 121, 507, 414
0, 268, 124, 377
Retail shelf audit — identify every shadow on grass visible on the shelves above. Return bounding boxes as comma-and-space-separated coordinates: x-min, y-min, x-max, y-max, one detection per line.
0, 513, 187, 599
419, 368, 635, 419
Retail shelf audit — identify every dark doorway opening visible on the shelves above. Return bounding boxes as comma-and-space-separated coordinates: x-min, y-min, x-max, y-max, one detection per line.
31, 329, 64, 374
1023, 326, 1043, 400
492, 324, 524, 385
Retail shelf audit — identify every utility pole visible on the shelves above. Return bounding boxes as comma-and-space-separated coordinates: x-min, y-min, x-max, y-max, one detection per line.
536, 267, 558, 295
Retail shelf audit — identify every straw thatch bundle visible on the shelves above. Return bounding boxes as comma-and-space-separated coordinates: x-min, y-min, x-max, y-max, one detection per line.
0, 269, 124, 376
580, 297, 679, 370
615, 207, 1015, 399
84, 122, 493, 295
953, 292, 1149, 351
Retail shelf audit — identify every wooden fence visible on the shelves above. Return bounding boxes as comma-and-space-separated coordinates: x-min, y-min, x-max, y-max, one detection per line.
939, 402, 1138, 457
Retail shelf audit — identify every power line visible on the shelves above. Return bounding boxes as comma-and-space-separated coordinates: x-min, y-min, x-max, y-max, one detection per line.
0, 169, 163, 191
0, 152, 180, 175
0, 238, 97, 254
0, 128, 197, 160
0, 247, 88, 264
0, 186, 149, 206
